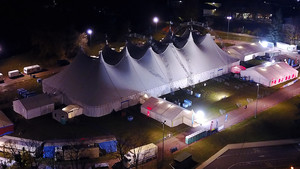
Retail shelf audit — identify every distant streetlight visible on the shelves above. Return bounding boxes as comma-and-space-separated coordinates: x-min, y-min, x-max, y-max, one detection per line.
153, 17, 159, 32
162, 120, 166, 163
87, 29, 93, 46
226, 16, 232, 39
255, 83, 260, 118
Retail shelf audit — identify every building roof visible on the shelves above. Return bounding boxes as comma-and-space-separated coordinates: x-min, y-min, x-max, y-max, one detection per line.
174, 151, 192, 162
19, 94, 54, 110
0, 110, 13, 127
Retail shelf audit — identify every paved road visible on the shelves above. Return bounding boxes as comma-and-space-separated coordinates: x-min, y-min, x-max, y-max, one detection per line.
0, 66, 65, 93
205, 143, 300, 169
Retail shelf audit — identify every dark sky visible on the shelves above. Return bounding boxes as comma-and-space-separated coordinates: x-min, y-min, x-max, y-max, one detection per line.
0, 0, 299, 57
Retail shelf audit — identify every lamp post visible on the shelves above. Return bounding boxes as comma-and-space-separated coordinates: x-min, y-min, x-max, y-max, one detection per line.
87, 29, 93, 46
255, 83, 260, 118
226, 16, 232, 39
162, 120, 166, 163
153, 17, 159, 32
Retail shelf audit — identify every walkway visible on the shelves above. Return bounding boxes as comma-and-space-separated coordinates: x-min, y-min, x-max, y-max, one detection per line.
155, 78, 300, 168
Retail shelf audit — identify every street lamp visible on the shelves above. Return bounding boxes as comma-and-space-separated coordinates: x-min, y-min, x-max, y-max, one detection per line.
87, 29, 93, 46
153, 17, 159, 32
255, 83, 260, 118
226, 16, 232, 39
162, 120, 166, 163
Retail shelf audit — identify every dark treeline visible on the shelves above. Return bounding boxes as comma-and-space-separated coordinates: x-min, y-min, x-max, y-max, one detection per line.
0, 0, 299, 59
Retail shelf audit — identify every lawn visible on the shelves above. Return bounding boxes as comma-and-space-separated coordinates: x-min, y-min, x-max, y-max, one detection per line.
6, 104, 190, 143
170, 95, 300, 167
213, 30, 260, 42
161, 74, 277, 120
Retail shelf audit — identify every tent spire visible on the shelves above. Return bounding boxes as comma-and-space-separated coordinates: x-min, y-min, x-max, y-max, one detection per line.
169, 21, 173, 36
105, 34, 109, 45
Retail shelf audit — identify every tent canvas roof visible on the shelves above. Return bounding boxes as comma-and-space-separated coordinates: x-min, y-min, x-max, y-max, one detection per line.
227, 42, 270, 58
43, 31, 239, 117
242, 62, 298, 82
142, 97, 189, 120
0, 111, 13, 127
19, 94, 53, 110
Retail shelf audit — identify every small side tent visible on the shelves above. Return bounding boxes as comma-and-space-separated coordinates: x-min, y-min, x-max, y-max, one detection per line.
226, 42, 271, 61
13, 94, 54, 119
0, 110, 14, 136
141, 97, 196, 127
240, 62, 298, 87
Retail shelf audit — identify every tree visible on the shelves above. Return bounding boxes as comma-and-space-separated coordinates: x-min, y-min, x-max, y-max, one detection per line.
283, 17, 300, 45
1, 138, 43, 169
115, 130, 149, 169
267, 9, 284, 43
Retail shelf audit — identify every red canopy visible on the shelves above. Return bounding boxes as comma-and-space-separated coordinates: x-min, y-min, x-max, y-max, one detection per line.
231, 65, 246, 73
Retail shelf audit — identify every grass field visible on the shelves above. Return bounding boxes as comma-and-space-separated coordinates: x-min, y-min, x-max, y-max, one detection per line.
165, 95, 300, 167
5, 104, 190, 142
213, 30, 260, 42
161, 74, 277, 120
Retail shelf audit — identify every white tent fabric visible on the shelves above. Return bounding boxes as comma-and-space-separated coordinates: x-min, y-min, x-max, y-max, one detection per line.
140, 97, 193, 127
226, 42, 271, 61
240, 62, 298, 87
13, 94, 55, 119
43, 32, 239, 117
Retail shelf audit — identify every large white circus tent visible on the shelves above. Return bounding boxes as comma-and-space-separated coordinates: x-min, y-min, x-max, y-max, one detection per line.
43, 30, 239, 117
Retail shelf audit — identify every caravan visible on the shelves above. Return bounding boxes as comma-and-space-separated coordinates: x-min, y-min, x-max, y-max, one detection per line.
8, 70, 22, 78
23, 65, 41, 74
123, 143, 158, 168
0, 73, 3, 82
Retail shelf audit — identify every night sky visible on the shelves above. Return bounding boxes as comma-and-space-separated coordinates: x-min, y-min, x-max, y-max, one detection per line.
0, 0, 299, 58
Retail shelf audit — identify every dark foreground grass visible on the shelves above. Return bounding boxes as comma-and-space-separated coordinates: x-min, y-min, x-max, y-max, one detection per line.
171, 96, 300, 167
7, 104, 190, 142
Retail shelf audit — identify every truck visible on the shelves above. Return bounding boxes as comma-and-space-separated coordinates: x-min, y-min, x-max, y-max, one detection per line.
0, 73, 3, 82
123, 143, 158, 168
8, 70, 22, 78
23, 65, 41, 74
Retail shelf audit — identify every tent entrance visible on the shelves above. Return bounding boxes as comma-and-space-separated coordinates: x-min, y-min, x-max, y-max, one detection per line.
121, 100, 130, 109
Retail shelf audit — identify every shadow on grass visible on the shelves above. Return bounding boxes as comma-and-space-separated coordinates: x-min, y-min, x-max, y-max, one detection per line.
5, 104, 190, 143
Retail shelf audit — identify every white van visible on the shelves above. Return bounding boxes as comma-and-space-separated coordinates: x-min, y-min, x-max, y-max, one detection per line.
0, 73, 3, 82
23, 65, 41, 74
8, 70, 21, 78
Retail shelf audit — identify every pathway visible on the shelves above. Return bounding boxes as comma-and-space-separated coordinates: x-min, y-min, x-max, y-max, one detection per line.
155, 79, 300, 168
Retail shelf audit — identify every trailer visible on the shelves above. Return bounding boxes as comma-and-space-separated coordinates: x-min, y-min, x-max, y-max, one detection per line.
23, 65, 41, 74
8, 70, 21, 78
0, 73, 3, 82
123, 143, 158, 168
